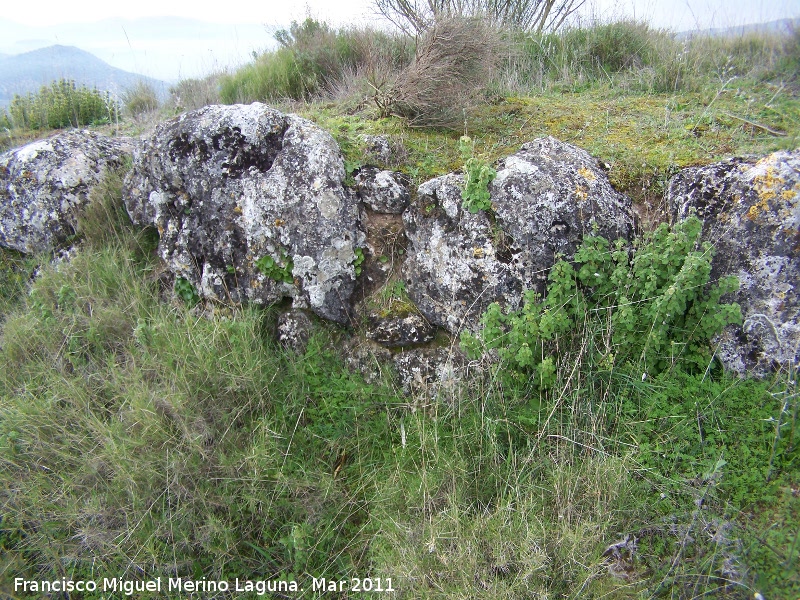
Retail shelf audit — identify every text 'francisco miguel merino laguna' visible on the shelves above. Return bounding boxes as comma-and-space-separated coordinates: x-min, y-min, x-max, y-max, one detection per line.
15, 577, 300, 596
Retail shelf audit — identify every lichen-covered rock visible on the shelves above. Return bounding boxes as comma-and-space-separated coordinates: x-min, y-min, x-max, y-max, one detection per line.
668, 150, 800, 377
366, 312, 435, 347
342, 338, 393, 385
355, 167, 410, 214
360, 134, 406, 167
0, 131, 133, 253
276, 309, 314, 354
403, 137, 634, 333
123, 103, 363, 323
391, 346, 468, 399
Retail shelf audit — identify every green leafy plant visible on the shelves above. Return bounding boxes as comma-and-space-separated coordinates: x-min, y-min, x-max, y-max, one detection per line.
462, 216, 741, 383
353, 247, 365, 276
174, 277, 200, 306
459, 135, 496, 213
256, 249, 294, 284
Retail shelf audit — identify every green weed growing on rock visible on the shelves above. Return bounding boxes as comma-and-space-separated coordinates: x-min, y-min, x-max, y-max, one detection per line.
459, 135, 496, 213
462, 216, 741, 384
255, 249, 294, 284
174, 277, 200, 306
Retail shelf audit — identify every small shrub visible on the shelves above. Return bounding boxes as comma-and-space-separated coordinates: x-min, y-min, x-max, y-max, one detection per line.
386, 17, 505, 127
583, 20, 666, 72
255, 249, 294, 284
353, 247, 365, 275
122, 81, 160, 117
8, 79, 118, 130
169, 73, 222, 111
462, 216, 742, 383
220, 19, 411, 104
174, 277, 200, 306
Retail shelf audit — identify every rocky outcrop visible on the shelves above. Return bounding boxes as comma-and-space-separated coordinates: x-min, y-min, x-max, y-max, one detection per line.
355, 168, 411, 214
403, 137, 634, 333
668, 150, 800, 377
0, 131, 133, 253
343, 337, 469, 399
360, 134, 406, 167
276, 309, 314, 355
366, 312, 435, 347
391, 346, 468, 399
123, 103, 363, 324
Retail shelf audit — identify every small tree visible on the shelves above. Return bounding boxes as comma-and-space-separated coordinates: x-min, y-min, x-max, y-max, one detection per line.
373, 0, 586, 35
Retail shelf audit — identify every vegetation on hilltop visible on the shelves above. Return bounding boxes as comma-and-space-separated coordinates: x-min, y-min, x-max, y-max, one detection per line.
1, 15, 799, 599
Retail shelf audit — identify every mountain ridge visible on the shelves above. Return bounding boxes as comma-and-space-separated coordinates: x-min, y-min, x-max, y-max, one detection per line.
0, 45, 168, 107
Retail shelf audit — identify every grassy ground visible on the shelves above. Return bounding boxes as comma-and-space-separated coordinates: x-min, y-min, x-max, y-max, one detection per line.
1, 19, 799, 600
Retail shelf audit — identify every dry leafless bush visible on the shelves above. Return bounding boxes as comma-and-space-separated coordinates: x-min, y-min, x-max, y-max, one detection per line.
323, 30, 413, 110
384, 17, 505, 127
374, 0, 586, 35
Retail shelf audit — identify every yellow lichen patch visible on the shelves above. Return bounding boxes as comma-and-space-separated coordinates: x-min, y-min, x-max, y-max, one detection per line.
472, 247, 485, 259
752, 166, 782, 203
274, 218, 285, 226
233, 206, 243, 215
747, 196, 770, 221
781, 189, 797, 201
578, 166, 596, 181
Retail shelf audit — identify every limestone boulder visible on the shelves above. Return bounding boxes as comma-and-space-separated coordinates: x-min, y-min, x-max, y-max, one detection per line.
359, 134, 406, 167
276, 309, 314, 355
391, 346, 469, 399
403, 137, 634, 333
354, 167, 411, 214
0, 131, 133, 253
123, 103, 363, 324
668, 150, 800, 377
366, 312, 435, 348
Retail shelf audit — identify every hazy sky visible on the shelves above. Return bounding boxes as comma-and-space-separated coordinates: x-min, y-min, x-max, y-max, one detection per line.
0, 0, 798, 81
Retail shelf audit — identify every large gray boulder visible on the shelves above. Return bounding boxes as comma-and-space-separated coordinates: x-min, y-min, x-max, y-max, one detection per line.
403, 137, 634, 333
668, 149, 800, 377
0, 131, 133, 253
123, 103, 363, 324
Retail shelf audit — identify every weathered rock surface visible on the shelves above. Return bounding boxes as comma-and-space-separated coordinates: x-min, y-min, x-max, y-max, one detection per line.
366, 312, 435, 347
123, 103, 363, 323
276, 309, 314, 354
342, 338, 393, 386
355, 167, 411, 214
403, 136, 634, 333
391, 346, 468, 399
342, 337, 469, 399
0, 131, 133, 253
668, 150, 800, 377
360, 134, 406, 167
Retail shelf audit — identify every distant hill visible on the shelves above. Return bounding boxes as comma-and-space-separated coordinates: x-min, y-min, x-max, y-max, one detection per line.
677, 17, 800, 39
0, 16, 273, 82
0, 45, 168, 107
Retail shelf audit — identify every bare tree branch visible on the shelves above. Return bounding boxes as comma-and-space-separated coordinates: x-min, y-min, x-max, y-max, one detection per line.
374, 0, 582, 34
